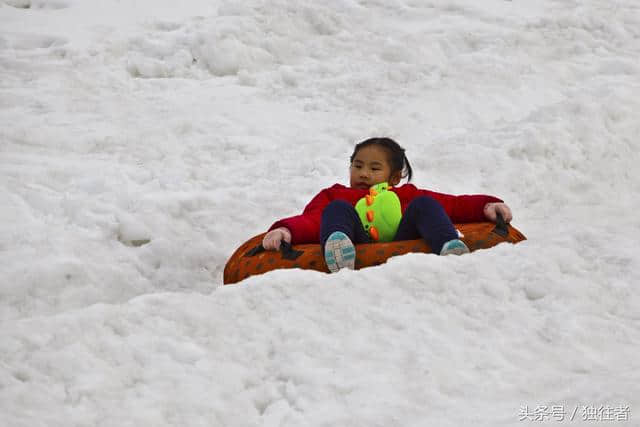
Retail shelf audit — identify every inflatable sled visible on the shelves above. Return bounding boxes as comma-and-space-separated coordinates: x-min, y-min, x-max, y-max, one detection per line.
223, 215, 526, 284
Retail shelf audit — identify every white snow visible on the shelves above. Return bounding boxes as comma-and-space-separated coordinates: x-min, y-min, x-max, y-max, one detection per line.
1, 0, 639, 425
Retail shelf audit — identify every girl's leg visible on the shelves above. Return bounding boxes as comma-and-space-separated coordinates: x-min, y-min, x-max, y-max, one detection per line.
320, 200, 370, 272
320, 200, 371, 248
394, 196, 461, 254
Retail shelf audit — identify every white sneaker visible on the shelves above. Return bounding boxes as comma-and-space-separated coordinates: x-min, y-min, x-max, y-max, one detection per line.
324, 231, 356, 273
440, 239, 470, 256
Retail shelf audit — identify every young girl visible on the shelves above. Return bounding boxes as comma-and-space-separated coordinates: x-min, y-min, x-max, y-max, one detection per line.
262, 137, 513, 272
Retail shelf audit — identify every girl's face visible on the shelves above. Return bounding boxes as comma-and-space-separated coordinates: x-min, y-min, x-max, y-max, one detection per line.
349, 145, 401, 189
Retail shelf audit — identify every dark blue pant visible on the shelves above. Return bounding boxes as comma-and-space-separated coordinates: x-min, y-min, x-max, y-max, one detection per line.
319, 196, 458, 254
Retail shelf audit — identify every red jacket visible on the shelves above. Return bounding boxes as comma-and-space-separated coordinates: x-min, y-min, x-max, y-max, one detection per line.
269, 183, 503, 245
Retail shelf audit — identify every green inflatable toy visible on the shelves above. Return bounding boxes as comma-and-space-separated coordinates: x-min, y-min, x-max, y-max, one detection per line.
354, 182, 402, 242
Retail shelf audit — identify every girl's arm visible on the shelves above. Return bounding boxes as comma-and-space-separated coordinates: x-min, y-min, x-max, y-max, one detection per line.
414, 187, 505, 223
266, 188, 332, 244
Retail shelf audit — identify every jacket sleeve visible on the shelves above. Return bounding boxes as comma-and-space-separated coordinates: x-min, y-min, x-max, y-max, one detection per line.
417, 188, 503, 223
267, 188, 332, 244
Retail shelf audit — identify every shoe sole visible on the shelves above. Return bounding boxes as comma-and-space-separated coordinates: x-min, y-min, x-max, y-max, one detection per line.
440, 240, 470, 256
324, 232, 356, 273
441, 246, 470, 256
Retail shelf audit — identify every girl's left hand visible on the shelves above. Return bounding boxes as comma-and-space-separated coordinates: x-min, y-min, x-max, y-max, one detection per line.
484, 202, 513, 223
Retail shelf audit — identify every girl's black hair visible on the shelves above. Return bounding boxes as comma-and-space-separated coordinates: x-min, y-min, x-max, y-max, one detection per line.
350, 137, 413, 183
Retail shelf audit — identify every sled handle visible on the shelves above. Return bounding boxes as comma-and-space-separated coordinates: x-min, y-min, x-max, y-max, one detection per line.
279, 241, 304, 260
492, 212, 509, 237
245, 240, 304, 261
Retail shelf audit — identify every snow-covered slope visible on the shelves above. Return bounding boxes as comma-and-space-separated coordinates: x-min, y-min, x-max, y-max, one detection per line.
1, 0, 638, 425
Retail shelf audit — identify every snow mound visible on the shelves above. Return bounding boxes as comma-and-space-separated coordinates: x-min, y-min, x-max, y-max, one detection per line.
1, 0, 639, 425
4, 0, 69, 10
125, 1, 348, 79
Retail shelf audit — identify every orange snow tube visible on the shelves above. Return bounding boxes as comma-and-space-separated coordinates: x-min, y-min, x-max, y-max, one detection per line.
223, 218, 526, 285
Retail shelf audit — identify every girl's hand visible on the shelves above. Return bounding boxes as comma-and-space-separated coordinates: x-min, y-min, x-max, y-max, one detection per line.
483, 202, 513, 223
262, 227, 292, 251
